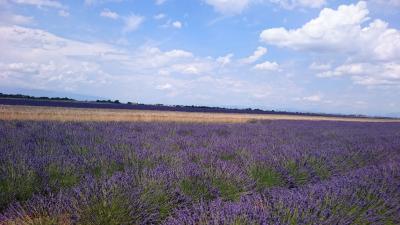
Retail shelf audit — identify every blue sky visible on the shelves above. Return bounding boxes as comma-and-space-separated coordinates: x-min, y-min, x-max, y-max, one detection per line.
0, 0, 399, 116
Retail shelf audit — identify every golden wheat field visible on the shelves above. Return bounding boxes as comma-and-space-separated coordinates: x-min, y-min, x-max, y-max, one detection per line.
0, 105, 398, 123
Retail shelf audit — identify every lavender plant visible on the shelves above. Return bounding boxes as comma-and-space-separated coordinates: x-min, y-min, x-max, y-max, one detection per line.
0, 120, 399, 224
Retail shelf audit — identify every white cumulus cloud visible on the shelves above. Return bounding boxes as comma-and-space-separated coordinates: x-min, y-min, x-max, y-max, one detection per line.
0, 13, 34, 25
164, 49, 193, 58
260, 1, 400, 86
0, 24, 301, 108
240, 46, 267, 64
172, 20, 182, 29
123, 14, 144, 33
253, 61, 280, 71
302, 94, 322, 102
318, 63, 400, 86
309, 62, 331, 70
100, 9, 119, 19
217, 53, 234, 66
260, 2, 370, 52
154, 13, 166, 20
0, 26, 118, 90
156, 83, 172, 90
260, 1, 400, 61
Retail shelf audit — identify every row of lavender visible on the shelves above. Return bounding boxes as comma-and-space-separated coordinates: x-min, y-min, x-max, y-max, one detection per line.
0, 120, 399, 224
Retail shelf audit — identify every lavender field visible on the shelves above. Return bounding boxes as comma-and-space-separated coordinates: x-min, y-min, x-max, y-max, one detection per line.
0, 120, 399, 224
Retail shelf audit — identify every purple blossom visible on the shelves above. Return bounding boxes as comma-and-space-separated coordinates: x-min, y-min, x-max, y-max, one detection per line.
0, 120, 399, 224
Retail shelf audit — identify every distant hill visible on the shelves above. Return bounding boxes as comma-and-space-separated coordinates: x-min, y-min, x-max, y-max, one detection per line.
0, 92, 396, 120
0, 87, 103, 101
0, 93, 75, 101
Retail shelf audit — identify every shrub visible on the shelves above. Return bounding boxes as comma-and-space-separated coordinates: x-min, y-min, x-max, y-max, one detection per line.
213, 179, 242, 201
180, 177, 213, 201
250, 166, 283, 190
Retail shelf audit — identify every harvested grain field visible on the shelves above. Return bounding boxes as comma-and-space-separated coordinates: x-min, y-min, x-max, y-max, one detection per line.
0, 105, 398, 123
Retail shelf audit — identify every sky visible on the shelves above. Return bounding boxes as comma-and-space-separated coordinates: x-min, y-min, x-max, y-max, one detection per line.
0, 0, 399, 116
